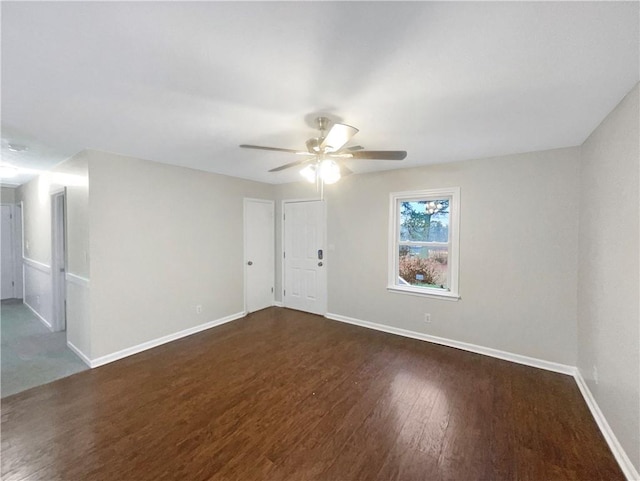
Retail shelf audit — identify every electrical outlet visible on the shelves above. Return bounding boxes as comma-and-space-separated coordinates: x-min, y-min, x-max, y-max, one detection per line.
196, 305, 202, 314
424, 313, 431, 323
593, 365, 598, 385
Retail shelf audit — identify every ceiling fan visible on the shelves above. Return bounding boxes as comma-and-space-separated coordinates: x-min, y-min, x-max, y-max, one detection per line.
239, 117, 407, 184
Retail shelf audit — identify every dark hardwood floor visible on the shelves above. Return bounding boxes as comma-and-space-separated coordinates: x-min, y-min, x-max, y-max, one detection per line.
1, 307, 623, 480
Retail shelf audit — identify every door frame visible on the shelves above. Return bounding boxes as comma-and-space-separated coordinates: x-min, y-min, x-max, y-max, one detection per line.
14, 202, 23, 299
51, 189, 67, 332
280, 197, 327, 315
243, 198, 275, 314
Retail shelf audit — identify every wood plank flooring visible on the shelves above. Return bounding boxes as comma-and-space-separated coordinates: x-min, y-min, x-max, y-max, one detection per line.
1, 307, 624, 480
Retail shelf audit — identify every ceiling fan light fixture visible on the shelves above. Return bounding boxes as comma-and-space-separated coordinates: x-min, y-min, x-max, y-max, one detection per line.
318, 159, 341, 184
300, 164, 317, 183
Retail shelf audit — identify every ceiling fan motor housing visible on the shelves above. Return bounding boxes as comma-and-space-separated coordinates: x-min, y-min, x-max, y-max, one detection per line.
306, 138, 321, 153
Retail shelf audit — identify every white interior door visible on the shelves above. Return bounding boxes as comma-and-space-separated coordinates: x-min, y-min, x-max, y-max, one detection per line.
244, 199, 274, 313
1, 205, 15, 299
283, 200, 326, 315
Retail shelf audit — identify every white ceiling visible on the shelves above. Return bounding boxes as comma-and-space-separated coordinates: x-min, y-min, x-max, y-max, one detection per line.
1, 1, 638, 186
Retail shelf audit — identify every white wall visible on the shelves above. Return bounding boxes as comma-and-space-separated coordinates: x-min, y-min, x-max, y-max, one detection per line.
87, 151, 275, 359
578, 83, 640, 473
22, 258, 53, 327
15, 148, 276, 361
18, 176, 52, 266
276, 147, 580, 366
17, 153, 90, 352
60, 154, 91, 357
18, 172, 55, 326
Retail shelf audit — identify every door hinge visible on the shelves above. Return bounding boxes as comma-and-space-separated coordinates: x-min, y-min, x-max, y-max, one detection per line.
271, 287, 274, 293
283, 214, 286, 221
9, 214, 12, 219
283, 252, 286, 259
284, 289, 286, 296
12, 281, 14, 286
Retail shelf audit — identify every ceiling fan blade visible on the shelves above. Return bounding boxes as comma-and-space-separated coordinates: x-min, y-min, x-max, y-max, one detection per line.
328, 152, 355, 159
268, 158, 314, 172
320, 123, 359, 152
240, 144, 310, 155
349, 150, 407, 160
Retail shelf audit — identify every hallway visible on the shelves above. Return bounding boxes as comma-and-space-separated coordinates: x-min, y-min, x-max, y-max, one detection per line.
1, 299, 88, 397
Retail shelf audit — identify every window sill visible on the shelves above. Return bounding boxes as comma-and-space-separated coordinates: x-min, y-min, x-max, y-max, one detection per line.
387, 286, 461, 301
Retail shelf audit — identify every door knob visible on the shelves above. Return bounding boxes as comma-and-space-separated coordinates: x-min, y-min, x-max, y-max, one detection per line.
247, 261, 253, 266
318, 262, 323, 267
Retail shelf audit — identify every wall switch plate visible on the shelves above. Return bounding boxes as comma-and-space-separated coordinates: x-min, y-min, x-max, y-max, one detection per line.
196, 305, 202, 314
424, 313, 431, 323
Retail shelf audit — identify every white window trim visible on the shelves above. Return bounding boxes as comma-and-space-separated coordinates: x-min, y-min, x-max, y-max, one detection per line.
387, 187, 461, 300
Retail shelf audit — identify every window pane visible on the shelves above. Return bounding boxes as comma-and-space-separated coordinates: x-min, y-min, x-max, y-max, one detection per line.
398, 246, 448, 289
399, 200, 449, 242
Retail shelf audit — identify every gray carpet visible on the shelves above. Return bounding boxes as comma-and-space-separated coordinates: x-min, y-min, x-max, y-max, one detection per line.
1, 299, 89, 398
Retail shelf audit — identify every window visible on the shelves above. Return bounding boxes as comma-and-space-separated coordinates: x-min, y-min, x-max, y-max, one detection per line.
388, 188, 460, 299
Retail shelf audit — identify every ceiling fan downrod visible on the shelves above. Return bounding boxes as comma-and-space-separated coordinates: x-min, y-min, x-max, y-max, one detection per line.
316, 116, 330, 137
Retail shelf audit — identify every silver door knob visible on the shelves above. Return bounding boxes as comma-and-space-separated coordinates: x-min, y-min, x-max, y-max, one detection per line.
318, 262, 323, 267
247, 261, 253, 266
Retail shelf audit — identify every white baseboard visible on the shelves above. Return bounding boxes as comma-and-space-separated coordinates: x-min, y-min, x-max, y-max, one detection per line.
574, 370, 640, 481
325, 312, 575, 375
89, 311, 246, 368
67, 341, 92, 368
272, 301, 284, 307
324, 311, 638, 480
24, 300, 53, 332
